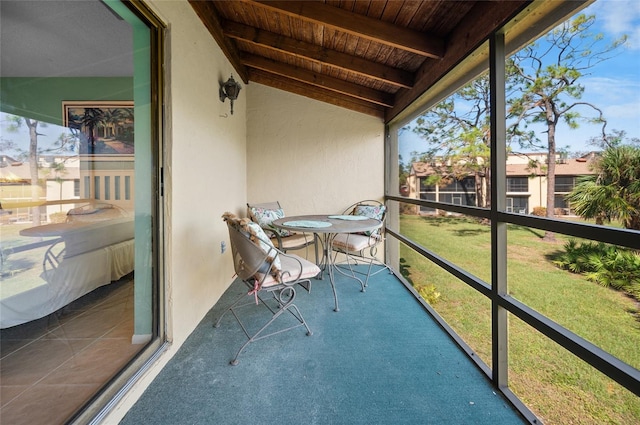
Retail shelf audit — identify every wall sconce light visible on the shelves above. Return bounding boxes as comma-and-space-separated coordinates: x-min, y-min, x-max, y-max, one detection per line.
219, 74, 242, 115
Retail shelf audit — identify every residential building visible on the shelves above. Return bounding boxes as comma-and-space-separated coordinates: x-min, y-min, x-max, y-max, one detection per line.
406, 153, 597, 215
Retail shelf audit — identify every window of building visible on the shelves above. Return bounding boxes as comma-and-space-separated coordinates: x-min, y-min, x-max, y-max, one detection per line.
555, 176, 575, 192
507, 196, 528, 213
84, 176, 91, 198
125, 175, 131, 200
507, 177, 528, 192
115, 175, 121, 200
94, 175, 101, 199
419, 178, 435, 192
440, 176, 475, 193
104, 176, 111, 200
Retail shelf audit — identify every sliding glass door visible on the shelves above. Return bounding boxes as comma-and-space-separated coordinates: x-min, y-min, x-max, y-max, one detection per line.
0, 1, 163, 423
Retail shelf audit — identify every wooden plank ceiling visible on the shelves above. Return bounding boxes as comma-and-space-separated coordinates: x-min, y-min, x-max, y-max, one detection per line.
189, 0, 529, 122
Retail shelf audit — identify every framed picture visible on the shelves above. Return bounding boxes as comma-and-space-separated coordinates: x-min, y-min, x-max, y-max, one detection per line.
63, 101, 134, 154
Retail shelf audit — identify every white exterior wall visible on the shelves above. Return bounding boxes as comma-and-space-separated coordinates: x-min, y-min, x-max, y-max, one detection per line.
528, 175, 548, 210
246, 84, 384, 216
105, 3, 384, 424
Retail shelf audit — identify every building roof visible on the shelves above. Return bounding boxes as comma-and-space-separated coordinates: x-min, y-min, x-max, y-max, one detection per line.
411, 154, 597, 178
0, 157, 80, 182
506, 157, 595, 176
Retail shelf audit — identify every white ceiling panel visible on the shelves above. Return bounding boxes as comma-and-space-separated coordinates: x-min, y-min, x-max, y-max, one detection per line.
0, 0, 133, 77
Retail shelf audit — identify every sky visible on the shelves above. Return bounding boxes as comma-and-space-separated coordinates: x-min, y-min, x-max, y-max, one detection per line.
399, 0, 640, 161
577, 0, 640, 144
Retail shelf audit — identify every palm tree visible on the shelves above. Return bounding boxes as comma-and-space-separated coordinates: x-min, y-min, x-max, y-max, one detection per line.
566, 145, 640, 230
80, 108, 106, 152
102, 108, 123, 138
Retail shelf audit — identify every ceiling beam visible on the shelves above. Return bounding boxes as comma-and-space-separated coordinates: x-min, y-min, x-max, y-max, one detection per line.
248, 0, 445, 58
224, 20, 413, 88
248, 69, 385, 119
187, 1, 249, 83
241, 53, 394, 107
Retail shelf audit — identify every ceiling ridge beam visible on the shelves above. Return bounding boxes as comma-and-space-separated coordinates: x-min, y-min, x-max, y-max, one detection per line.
248, 68, 385, 120
241, 53, 394, 107
247, 0, 445, 58
224, 20, 413, 89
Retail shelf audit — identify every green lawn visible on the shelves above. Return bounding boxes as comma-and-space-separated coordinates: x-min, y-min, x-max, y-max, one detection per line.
399, 215, 640, 425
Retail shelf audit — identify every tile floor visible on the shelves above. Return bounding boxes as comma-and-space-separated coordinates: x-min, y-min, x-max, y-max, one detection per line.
0, 277, 142, 425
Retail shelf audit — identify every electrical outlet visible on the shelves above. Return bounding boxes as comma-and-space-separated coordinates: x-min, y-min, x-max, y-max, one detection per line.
221, 241, 226, 253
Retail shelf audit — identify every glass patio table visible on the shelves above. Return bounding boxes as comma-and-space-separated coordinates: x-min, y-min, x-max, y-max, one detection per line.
272, 214, 382, 312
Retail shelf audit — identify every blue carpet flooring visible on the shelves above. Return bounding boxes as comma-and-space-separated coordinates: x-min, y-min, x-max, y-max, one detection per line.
120, 267, 526, 424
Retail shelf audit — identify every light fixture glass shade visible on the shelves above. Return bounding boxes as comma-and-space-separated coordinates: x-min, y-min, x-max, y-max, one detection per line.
219, 75, 242, 115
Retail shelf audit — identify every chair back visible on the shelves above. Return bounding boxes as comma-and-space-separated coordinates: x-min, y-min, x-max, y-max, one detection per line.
247, 201, 281, 216
344, 200, 386, 237
226, 221, 273, 281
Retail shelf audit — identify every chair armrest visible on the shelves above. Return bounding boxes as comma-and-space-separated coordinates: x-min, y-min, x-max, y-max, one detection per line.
255, 249, 320, 288
261, 226, 285, 250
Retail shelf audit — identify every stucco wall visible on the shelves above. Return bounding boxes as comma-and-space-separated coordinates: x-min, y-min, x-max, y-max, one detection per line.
246, 83, 385, 216
106, 1, 246, 421
159, 0, 246, 345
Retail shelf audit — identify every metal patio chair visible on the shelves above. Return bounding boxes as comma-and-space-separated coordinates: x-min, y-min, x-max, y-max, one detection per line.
247, 201, 318, 262
217, 214, 320, 365
331, 200, 391, 289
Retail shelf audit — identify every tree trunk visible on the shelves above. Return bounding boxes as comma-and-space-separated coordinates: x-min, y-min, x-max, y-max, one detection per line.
485, 167, 491, 209
26, 119, 42, 226
543, 113, 556, 242
475, 172, 484, 208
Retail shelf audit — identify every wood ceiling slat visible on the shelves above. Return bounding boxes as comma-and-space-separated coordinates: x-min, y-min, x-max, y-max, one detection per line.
223, 21, 414, 88
249, 0, 445, 58
227, 1, 259, 28
284, 12, 311, 43
365, 0, 385, 19
411, 1, 442, 30
379, 0, 403, 23
392, 1, 422, 28
324, 27, 346, 52
242, 54, 394, 106
216, 2, 247, 22
426, 2, 476, 35
248, 68, 386, 119
269, 9, 286, 36
352, 0, 370, 16
353, 36, 371, 59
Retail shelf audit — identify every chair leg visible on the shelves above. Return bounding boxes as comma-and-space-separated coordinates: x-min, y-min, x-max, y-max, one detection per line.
214, 291, 250, 328
219, 283, 313, 365
361, 259, 393, 288
332, 250, 366, 292
333, 250, 392, 291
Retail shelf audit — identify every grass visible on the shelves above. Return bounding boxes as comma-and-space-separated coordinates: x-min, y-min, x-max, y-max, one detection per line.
399, 214, 640, 425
